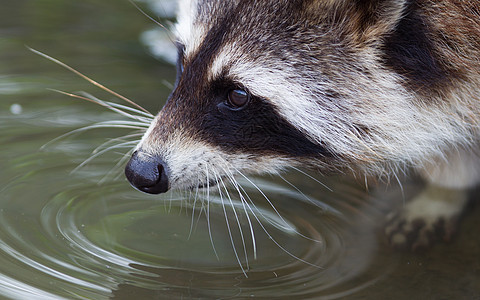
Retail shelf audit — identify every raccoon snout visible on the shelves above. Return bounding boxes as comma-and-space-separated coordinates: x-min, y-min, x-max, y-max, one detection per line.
125, 150, 169, 194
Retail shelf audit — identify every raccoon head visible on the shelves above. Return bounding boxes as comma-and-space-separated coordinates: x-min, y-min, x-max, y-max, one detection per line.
125, 0, 465, 193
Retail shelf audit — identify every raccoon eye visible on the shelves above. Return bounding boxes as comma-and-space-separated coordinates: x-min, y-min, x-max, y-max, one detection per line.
227, 89, 250, 108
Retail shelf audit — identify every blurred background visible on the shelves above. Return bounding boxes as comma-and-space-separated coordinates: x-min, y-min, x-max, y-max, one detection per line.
0, 0, 479, 299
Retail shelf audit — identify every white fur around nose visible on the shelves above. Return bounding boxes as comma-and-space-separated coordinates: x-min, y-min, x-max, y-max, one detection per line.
137, 128, 292, 190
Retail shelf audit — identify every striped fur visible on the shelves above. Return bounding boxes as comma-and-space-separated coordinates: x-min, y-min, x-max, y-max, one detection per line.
134, 0, 480, 190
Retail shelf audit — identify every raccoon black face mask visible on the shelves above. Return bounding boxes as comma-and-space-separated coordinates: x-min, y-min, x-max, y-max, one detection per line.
125, 0, 480, 250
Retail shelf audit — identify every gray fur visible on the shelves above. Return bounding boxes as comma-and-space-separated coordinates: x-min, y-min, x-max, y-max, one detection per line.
130, 0, 480, 249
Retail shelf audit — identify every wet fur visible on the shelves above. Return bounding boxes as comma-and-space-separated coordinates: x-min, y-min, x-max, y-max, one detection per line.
133, 0, 480, 248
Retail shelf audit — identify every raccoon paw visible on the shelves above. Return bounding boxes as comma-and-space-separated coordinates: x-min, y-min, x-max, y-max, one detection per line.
385, 212, 459, 251
384, 186, 468, 251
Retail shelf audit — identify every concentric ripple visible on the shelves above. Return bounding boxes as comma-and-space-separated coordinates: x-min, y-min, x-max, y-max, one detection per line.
0, 118, 398, 299
41, 179, 391, 299
0, 106, 396, 299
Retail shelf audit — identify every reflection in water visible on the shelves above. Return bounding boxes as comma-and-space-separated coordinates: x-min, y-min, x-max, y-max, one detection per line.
2, 0, 479, 298
5, 42, 390, 299
0, 103, 394, 299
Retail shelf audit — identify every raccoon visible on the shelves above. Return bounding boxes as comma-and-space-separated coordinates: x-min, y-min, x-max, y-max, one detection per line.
125, 0, 480, 249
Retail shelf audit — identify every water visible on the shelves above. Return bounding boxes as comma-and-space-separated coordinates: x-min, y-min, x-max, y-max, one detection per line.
1, 0, 480, 299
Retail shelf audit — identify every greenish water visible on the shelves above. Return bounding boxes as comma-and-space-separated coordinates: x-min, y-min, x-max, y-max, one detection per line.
1, 0, 479, 299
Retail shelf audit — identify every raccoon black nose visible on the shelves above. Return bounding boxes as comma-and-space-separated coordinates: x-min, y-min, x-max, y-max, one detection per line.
125, 151, 169, 194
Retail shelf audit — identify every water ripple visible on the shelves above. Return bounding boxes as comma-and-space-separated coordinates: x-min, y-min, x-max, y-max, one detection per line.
0, 107, 396, 299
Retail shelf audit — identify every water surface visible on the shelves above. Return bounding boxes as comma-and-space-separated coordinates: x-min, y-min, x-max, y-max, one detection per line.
1, 0, 479, 299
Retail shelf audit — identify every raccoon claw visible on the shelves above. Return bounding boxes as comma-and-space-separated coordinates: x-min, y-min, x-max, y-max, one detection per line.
384, 186, 467, 251
385, 214, 458, 251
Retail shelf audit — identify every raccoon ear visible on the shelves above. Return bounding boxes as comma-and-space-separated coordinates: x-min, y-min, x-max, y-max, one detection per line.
310, 0, 407, 44
351, 0, 407, 43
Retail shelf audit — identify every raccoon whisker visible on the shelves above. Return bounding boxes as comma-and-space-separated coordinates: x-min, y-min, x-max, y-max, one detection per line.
234, 169, 292, 231
181, 188, 188, 215
277, 173, 325, 209
168, 187, 174, 214
91, 120, 150, 128
213, 169, 248, 277
240, 194, 258, 260
92, 133, 143, 155
234, 178, 323, 270
187, 175, 202, 240
217, 167, 250, 269
128, 0, 172, 35
101, 150, 135, 182
82, 122, 149, 130
29, 48, 151, 115
204, 165, 219, 260
224, 172, 257, 260
187, 188, 192, 206
363, 174, 369, 192
98, 101, 154, 120
195, 182, 209, 240
185, 189, 196, 239
187, 190, 197, 240
128, 0, 174, 43
78, 92, 154, 122
194, 199, 206, 238
290, 166, 333, 192
392, 170, 406, 205
93, 134, 142, 182
99, 147, 136, 184
235, 170, 323, 243
194, 174, 201, 205
48, 88, 103, 105
48, 89, 154, 122
41, 122, 145, 150
71, 140, 138, 174
219, 166, 258, 260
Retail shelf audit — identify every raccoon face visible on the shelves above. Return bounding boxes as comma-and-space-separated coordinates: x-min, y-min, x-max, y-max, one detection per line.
125, 0, 474, 193
126, 1, 335, 193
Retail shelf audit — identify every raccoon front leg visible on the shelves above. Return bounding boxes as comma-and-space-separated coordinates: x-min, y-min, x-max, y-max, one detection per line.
385, 146, 480, 250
